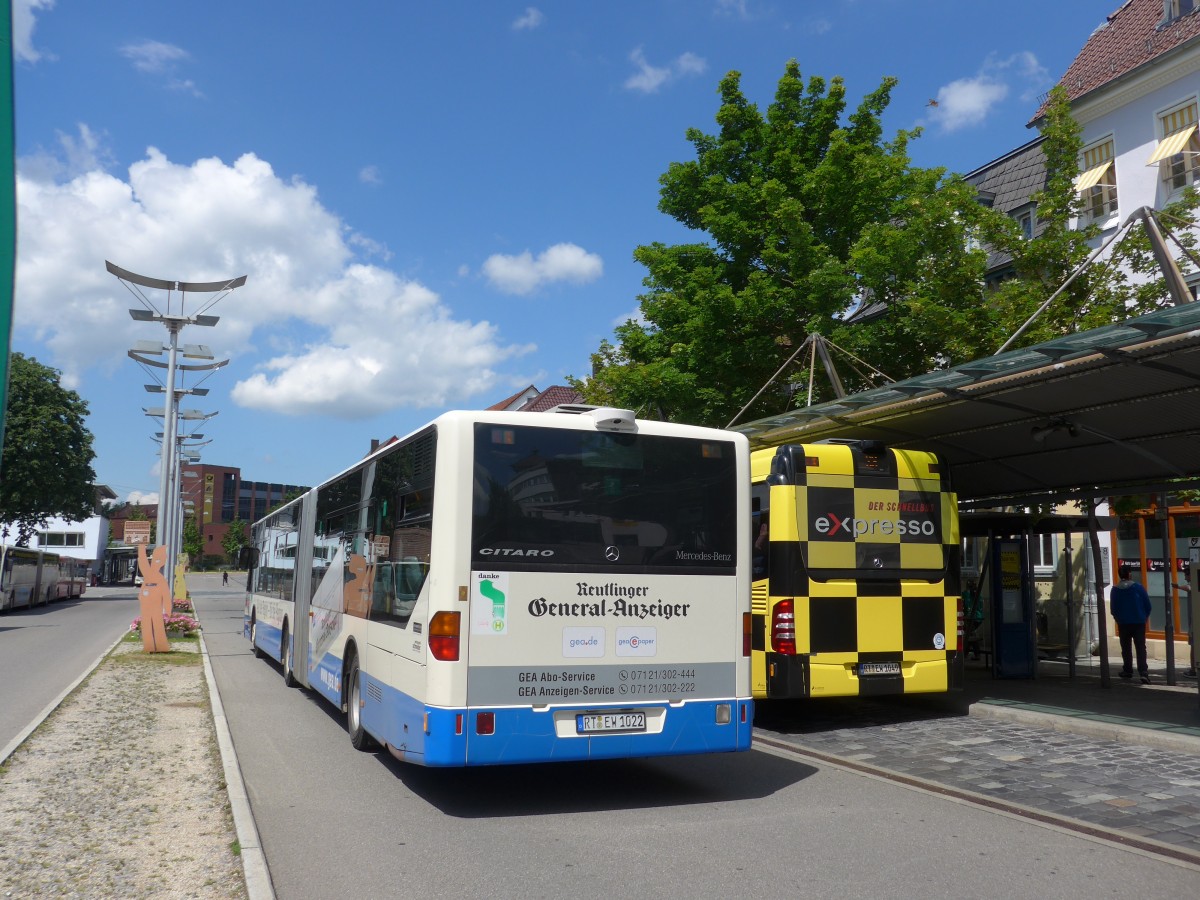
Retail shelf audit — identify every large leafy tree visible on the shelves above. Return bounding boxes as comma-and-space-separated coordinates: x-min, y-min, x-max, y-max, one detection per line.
0, 353, 97, 544
222, 517, 249, 564
576, 61, 1010, 426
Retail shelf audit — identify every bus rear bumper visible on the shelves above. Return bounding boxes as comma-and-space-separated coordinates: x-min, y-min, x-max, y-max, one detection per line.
766, 652, 959, 698
403, 700, 754, 767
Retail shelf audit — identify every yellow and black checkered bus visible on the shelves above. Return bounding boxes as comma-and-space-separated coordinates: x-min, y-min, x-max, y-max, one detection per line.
750, 440, 962, 699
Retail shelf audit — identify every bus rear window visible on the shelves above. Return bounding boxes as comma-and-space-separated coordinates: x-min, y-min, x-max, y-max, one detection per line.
471, 424, 737, 573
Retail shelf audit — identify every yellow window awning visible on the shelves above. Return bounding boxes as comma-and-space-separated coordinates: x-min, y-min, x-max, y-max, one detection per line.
1147, 125, 1197, 164
1074, 160, 1112, 192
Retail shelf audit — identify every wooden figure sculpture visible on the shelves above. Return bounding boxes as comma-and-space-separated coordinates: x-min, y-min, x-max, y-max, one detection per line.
136, 543, 171, 653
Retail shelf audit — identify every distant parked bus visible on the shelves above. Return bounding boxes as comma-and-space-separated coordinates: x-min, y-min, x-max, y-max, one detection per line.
51, 557, 89, 600
245, 407, 753, 767
0, 546, 65, 610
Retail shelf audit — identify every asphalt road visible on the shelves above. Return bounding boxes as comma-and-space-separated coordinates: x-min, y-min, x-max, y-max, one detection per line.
0, 584, 140, 758
190, 576, 1199, 899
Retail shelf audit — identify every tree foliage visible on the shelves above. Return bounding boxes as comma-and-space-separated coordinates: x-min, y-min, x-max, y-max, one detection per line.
575, 72, 1197, 430
575, 61, 1011, 426
984, 86, 1197, 346
222, 518, 249, 563
0, 353, 97, 544
182, 516, 204, 561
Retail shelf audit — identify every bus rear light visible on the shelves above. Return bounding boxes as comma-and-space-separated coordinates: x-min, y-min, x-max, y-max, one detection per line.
454, 714, 463, 736
771, 600, 796, 655
429, 611, 461, 661
476, 712, 495, 735
742, 612, 752, 657
715, 703, 731, 724
740, 702, 747, 724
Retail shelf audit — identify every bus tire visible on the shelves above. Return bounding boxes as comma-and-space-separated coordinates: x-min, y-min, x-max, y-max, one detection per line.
250, 616, 264, 659
281, 624, 298, 688
346, 657, 377, 752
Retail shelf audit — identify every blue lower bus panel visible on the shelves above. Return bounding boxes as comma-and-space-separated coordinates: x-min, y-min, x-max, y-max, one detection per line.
359, 673, 753, 767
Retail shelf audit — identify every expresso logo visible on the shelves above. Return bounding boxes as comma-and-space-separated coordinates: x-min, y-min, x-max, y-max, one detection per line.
814, 513, 936, 538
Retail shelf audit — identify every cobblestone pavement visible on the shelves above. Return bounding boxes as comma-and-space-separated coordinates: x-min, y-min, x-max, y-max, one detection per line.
754, 698, 1200, 859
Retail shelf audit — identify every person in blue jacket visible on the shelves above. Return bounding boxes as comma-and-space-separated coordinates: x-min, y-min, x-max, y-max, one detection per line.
1110, 564, 1153, 684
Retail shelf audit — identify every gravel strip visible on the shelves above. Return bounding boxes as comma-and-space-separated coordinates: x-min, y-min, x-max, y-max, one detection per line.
0, 638, 246, 898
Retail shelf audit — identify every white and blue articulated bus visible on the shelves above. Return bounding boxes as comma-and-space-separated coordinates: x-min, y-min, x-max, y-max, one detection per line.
244, 407, 753, 767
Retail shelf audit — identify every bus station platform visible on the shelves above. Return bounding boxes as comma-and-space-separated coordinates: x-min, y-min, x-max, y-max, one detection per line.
961, 658, 1200, 755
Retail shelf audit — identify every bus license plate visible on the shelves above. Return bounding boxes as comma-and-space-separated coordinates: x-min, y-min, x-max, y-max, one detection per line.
576, 711, 646, 734
859, 662, 901, 676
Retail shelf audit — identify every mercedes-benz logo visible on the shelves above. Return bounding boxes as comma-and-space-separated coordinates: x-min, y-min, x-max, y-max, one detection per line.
605, 546, 620, 562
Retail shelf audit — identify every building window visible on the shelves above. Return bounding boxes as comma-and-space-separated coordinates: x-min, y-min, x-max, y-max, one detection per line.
1031, 532, 1056, 575
1017, 210, 1034, 240
1076, 138, 1117, 221
1149, 102, 1200, 191
1163, 0, 1196, 23
38, 532, 85, 547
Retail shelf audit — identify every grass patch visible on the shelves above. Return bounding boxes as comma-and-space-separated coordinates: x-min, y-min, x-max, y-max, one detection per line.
122, 631, 200, 644
108, 651, 202, 668
229, 839, 241, 857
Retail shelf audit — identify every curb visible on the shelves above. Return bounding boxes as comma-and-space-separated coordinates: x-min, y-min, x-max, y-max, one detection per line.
970, 699, 1200, 756
199, 632, 277, 900
0, 631, 126, 767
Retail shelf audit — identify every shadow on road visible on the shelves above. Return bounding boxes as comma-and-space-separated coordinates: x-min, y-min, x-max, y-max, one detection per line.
754, 692, 969, 736
383, 747, 815, 818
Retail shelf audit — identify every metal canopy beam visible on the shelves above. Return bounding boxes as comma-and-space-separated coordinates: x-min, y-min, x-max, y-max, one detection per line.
734, 302, 1200, 506
106, 260, 247, 293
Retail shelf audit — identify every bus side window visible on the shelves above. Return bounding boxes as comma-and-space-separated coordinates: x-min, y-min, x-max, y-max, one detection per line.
752, 489, 770, 580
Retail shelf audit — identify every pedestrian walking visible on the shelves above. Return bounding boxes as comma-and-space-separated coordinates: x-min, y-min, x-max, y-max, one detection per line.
1110, 564, 1152, 683
222, 571, 229, 586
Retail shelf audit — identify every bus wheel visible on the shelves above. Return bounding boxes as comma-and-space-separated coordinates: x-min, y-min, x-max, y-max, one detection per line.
250, 617, 264, 659
346, 657, 377, 752
281, 625, 298, 688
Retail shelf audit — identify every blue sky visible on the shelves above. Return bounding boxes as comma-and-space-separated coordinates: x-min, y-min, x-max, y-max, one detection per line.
11, 0, 1114, 504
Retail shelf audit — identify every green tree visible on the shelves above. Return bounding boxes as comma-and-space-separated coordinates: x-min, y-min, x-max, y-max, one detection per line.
575, 61, 1010, 426
181, 516, 204, 561
222, 518, 248, 564
974, 85, 1195, 348
0, 353, 97, 544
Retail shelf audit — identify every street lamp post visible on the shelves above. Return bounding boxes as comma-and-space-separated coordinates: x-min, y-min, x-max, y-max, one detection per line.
110, 261, 244, 605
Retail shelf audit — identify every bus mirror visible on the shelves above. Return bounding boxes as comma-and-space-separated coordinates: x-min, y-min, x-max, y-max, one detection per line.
238, 546, 260, 569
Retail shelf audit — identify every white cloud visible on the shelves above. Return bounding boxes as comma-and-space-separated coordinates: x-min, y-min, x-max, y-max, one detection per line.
120, 40, 189, 74
715, 0, 748, 18
22, 124, 116, 181
512, 7, 544, 30
482, 243, 603, 295
15, 141, 534, 416
624, 47, 706, 94
612, 306, 645, 328
359, 165, 382, 185
126, 490, 159, 506
119, 40, 203, 96
928, 76, 1008, 133
928, 52, 1049, 133
13, 0, 55, 64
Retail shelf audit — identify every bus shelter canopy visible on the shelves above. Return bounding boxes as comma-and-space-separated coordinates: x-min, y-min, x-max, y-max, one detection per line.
733, 303, 1200, 510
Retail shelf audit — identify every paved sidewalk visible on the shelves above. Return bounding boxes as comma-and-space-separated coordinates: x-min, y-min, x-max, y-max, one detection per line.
965, 657, 1200, 753
758, 659, 1200, 861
